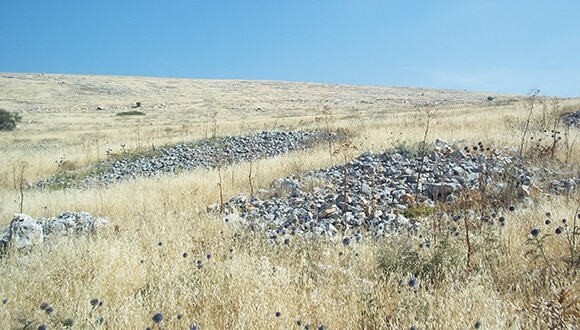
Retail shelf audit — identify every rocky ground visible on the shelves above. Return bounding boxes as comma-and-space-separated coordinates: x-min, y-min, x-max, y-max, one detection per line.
3, 130, 578, 253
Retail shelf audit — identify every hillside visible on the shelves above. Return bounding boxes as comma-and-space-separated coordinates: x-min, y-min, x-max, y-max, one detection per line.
0, 73, 579, 329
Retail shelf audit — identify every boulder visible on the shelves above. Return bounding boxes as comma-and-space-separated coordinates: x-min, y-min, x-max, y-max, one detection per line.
4, 214, 44, 250
426, 182, 462, 199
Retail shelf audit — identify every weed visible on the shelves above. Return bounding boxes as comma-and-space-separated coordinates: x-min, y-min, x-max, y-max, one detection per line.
401, 205, 437, 219
390, 139, 421, 158
358, 289, 385, 329
377, 234, 462, 286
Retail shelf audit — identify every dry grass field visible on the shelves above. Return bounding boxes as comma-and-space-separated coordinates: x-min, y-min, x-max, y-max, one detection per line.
0, 73, 579, 329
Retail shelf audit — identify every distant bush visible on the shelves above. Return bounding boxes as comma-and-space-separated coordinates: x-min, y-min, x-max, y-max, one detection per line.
0, 109, 22, 131
116, 111, 145, 116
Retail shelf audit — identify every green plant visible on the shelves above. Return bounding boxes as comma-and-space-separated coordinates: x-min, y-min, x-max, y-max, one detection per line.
377, 234, 462, 285
0, 108, 22, 131
525, 226, 551, 266
547, 202, 580, 270
390, 139, 420, 158
402, 205, 437, 219
358, 289, 385, 328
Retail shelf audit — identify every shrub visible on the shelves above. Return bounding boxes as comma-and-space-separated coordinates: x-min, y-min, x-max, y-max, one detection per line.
0, 108, 22, 131
377, 235, 462, 285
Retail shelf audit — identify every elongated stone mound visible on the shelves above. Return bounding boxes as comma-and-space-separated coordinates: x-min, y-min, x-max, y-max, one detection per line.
35, 130, 336, 189
0, 212, 108, 254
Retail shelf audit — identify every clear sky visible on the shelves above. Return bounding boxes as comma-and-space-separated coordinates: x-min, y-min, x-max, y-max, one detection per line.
1, 1, 578, 97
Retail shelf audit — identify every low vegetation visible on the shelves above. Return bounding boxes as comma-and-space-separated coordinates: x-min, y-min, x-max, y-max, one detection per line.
0, 74, 578, 329
116, 110, 146, 116
0, 108, 21, 131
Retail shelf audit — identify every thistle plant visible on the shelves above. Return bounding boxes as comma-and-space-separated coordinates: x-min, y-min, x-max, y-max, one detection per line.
519, 88, 540, 158
525, 226, 551, 266
555, 202, 580, 269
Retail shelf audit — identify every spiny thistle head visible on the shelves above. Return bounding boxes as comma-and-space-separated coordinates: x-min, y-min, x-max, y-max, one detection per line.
342, 237, 351, 246
90, 298, 100, 307
152, 312, 164, 324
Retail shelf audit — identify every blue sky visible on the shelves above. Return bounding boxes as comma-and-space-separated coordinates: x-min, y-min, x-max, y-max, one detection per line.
1, 1, 578, 97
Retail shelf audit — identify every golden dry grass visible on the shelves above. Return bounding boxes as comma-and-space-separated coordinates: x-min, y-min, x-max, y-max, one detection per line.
0, 73, 579, 329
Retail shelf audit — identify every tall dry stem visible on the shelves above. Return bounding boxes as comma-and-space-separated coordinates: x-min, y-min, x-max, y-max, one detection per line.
519, 88, 540, 157
415, 106, 437, 203
16, 160, 30, 213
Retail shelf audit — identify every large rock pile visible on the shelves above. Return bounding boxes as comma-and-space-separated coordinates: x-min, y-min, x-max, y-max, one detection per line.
35, 131, 335, 189
0, 212, 108, 254
222, 140, 578, 239
561, 109, 580, 127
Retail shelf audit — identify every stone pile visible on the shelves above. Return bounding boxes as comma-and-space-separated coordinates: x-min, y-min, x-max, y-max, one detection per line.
0, 212, 108, 254
222, 139, 578, 239
34, 131, 335, 189
561, 109, 580, 128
